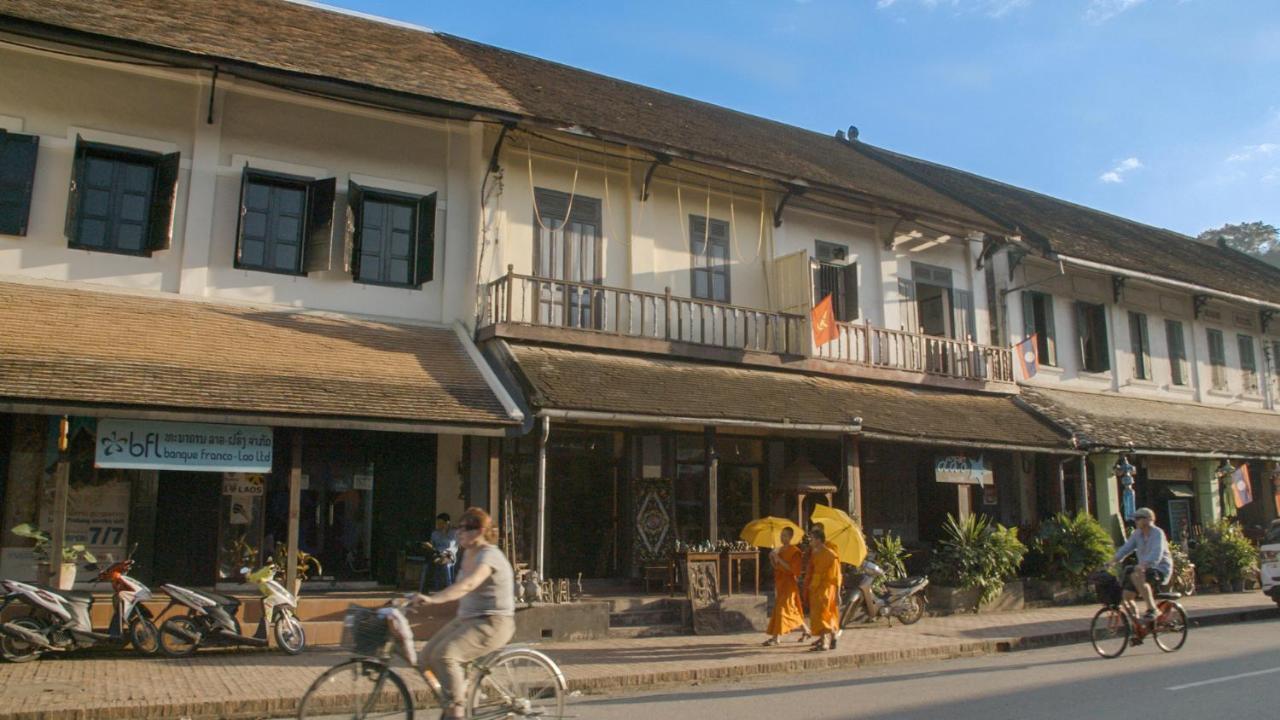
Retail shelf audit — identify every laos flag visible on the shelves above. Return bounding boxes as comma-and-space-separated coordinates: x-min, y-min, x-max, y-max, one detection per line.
1015, 334, 1039, 379
1231, 464, 1253, 508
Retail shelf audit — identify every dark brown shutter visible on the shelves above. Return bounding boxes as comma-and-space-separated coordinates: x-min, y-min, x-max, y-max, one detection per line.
344, 180, 364, 278
145, 150, 180, 252
233, 165, 251, 264
414, 191, 437, 287
841, 261, 859, 321
0, 131, 39, 236
303, 176, 336, 273
64, 135, 87, 242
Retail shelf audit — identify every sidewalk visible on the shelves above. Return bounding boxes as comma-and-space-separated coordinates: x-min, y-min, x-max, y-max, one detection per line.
0, 592, 1273, 720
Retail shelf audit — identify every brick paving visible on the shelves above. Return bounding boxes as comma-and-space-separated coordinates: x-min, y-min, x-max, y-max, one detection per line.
0, 592, 1273, 720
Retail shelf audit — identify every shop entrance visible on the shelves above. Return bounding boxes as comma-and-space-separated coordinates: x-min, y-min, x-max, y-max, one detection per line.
544, 432, 616, 579
153, 472, 220, 586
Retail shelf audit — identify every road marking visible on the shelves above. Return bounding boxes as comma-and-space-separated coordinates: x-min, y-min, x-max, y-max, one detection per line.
1167, 666, 1280, 691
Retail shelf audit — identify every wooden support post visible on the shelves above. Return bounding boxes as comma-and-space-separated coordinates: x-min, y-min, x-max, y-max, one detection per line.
487, 438, 501, 518
706, 427, 719, 542
286, 429, 302, 596
1078, 456, 1091, 516
956, 484, 972, 520
48, 460, 70, 586
845, 435, 863, 522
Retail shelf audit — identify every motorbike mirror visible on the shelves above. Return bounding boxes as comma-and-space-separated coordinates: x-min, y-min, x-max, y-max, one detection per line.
239, 566, 251, 575
128, 542, 139, 560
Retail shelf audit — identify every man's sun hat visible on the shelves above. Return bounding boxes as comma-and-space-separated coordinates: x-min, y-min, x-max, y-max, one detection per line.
1133, 507, 1155, 520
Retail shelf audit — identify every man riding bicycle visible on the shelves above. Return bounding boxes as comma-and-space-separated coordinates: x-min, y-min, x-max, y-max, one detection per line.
1105, 507, 1173, 628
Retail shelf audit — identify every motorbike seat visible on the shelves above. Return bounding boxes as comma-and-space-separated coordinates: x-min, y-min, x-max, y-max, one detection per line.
42, 587, 94, 604
203, 591, 241, 607
1156, 591, 1182, 600
884, 577, 924, 589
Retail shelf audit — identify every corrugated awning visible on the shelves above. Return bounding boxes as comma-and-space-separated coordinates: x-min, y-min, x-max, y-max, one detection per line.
0, 281, 521, 434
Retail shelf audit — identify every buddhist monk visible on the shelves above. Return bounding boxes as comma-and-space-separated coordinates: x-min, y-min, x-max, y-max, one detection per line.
762, 527, 808, 646
806, 523, 841, 651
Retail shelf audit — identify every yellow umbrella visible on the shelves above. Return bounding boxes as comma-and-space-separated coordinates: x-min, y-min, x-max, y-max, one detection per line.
810, 505, 867, 566
740, 517, 804, 549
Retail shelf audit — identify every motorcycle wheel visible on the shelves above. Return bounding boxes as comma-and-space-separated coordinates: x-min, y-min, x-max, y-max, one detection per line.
896, 595, 925, 625
129, 616, 160, 655
0, 617, 47, 663
273, 611, 306, 655
158, 616, 201, 658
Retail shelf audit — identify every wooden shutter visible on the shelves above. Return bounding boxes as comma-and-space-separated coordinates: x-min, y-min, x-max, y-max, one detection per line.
414, 191, 437, 287
0, 130, 39, 236
145, 150, 180, 252
233, 165, 251, 264
897, 278, 918, 333
303, 176, 336, 273
1042, 295, 1057, 365
64, 135, 87, 243
344, 180, 364, 277
1021, 291, 1037, 343
841, 262, 859, 321
952, 289, 974, 341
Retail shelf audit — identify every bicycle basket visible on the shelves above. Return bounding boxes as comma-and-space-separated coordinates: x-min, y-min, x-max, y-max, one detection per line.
340, 605, 389, 656
1092, 573, 1122, 607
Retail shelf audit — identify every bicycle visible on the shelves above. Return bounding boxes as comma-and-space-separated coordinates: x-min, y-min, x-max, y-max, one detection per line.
1088, 570, 1188, 659
297, 600, 567, 719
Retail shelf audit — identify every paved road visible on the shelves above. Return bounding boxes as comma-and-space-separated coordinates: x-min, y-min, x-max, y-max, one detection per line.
572, 618, 1280, 720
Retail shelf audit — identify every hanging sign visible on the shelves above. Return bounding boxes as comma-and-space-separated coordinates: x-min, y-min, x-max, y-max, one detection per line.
1145, 457, 1192, 482
95, 419, 273, 472
222, 473, 266, 496
935, 455, 993, 486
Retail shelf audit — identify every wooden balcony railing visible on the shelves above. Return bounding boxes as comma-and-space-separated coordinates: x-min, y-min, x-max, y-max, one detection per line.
481, 269, 1015, 385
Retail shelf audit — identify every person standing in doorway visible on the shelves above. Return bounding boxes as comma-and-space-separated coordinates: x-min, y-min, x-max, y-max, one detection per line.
430, 512, 458, 591
762, 527, 809, 646
806, 523, 841, 652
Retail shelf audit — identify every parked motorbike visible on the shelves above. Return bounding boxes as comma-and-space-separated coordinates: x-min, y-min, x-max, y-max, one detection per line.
0, 549, 159, 662
839, 572, 929, 628
157, 560, 305, 657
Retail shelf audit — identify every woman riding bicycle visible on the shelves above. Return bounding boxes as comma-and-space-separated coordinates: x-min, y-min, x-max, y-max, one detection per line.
410, 507, 515, 720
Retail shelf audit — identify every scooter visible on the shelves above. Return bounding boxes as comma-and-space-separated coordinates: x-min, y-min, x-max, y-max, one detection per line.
157, 560, 305, 657
0, 550, 159, 662
839, 572, 929, 628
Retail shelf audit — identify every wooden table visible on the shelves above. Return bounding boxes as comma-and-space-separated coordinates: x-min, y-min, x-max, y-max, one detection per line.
722, 550, 760, 596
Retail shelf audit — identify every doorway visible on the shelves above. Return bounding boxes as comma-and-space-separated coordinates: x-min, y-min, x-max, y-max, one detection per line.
544, 431, 617, 579
153, 472, 220, 586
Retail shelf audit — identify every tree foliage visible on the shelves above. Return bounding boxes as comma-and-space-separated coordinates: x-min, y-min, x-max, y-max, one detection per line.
1196, 221, 1280, 267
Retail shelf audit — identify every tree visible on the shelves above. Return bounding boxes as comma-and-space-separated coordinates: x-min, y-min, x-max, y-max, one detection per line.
1196, 221, 1280, 267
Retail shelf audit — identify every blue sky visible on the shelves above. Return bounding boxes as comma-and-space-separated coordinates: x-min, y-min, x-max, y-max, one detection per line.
328, 0, 1278, 238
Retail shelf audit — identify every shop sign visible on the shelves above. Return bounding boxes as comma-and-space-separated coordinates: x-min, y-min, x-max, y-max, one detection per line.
352, 474, 374, 491
95, 419, 272, 472
222, 473, 266, 496
1145, 457, 1192, 482
935, 455, 993, 486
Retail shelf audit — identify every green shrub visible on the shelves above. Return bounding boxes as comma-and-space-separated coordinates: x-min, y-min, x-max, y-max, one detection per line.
928, 514, 1027, 607
870, 532, 910, 591
1029, 512, 1114, 587
1191, 519, 1257, 584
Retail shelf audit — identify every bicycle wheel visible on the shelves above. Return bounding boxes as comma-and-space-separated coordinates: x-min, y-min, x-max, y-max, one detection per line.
297, 659, 413, 720
1153, 602, 1188, 653
466, 648, 565, 720
1089, 606, 1130, 659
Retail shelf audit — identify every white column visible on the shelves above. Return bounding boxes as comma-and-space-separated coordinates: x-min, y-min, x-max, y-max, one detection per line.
442, 122, 485, 328
176, 73, 224, 297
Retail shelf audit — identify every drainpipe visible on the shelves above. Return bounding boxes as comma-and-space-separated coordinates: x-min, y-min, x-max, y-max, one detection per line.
535, 416, 550, 575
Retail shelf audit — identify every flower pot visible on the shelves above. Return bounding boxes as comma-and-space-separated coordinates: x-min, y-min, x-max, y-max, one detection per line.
57, 562, 78, 590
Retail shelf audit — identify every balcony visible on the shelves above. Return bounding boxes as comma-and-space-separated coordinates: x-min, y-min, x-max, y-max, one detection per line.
479, 270, 1014, 388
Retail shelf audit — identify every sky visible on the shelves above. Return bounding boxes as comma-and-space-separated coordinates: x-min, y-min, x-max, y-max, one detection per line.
324, 0, 1279, 238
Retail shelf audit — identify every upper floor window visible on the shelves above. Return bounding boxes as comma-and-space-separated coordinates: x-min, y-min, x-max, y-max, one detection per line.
1166, 319, 1188, 386
1238, 334, 1258, 394
1021, 291, 1058, 366
690, 215, 729, 303
1128, 311, 1151, 380
813, 240, 858, 322
1074, 301, 1110, 373
1207, 328, 1228, 391
346, 181, 436, 288
533, 187, 602, 284
0, 130, 39, 236
235, 168, 335, 275
66, 137, 179, 256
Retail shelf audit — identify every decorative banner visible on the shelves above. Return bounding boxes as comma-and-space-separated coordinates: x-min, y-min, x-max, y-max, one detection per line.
935, 455, 994, 486
811, 294, 837, 347
95, 419, 272, 472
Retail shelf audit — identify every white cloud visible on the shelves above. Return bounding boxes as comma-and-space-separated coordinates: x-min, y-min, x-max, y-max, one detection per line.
874, 0, 1029, 18
1226, 143, 1279, 162
1100, 157, 1143, 183
1085, 0, 1147, 23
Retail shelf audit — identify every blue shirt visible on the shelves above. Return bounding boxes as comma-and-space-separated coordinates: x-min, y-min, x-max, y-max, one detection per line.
431, 528, 458, 565
1113, 525, 1173, 576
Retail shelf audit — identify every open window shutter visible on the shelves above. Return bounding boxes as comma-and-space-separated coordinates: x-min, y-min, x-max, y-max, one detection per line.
897, 278, 918, 333
1043, 296, 1057, 365
344, 180, 364, 277
233, 165, 251, 264
1021, 292, 1036, 342
414, 191, 437, 287
810, 259, 821, 306
145, 150, 180, 252
64, 135, 87, 242
303, 176, 336, 273
1074, 302, 1089, 367
1096, 307, 1110, 370
0, 131, 39, 236
841, 262, 859, 321
953, 289, 974, 341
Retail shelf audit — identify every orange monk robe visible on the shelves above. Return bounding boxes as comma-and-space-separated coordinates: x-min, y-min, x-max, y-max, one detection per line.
766, 545, 805, 635
807, 543, 841, 635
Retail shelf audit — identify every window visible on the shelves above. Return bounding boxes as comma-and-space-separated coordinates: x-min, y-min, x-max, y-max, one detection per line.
346, 180, 436, 288
235, 168, 335, 275
813, 241, 858, 322
1272, 341, 1280, 389
1166, 320, 1188, 386
532, 188, 602, 328
0, 130, 39, 236
1021, 291, 1058, 366
1238, 334, 1258, 394
1207, 328, 1227, 391
1129, 312, 1151, 380
1075, 301, 1110, 373
690, 215, 730, 303
65, 137, 179, 255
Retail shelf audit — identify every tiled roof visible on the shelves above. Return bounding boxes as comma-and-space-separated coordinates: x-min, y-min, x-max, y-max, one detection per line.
0, 281, 518, 429
1020, 386, 1280, 457
852, 142, 1280, 306
505, 344, 1069, 450
0, 0, 994, 230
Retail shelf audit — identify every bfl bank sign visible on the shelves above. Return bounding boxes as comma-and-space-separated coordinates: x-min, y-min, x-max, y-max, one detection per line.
95, 419, 273, 473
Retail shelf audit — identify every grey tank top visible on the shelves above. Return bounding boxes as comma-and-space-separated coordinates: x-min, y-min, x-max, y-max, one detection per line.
457, 544, 515, 618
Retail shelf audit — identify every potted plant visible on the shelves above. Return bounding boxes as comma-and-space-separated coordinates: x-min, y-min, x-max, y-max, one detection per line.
1190, 519, 1256, 593
10, 523, 96, 590
869, 532, 911, 592
1026, 512, 1113, 603
927, 514, 1026, 612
